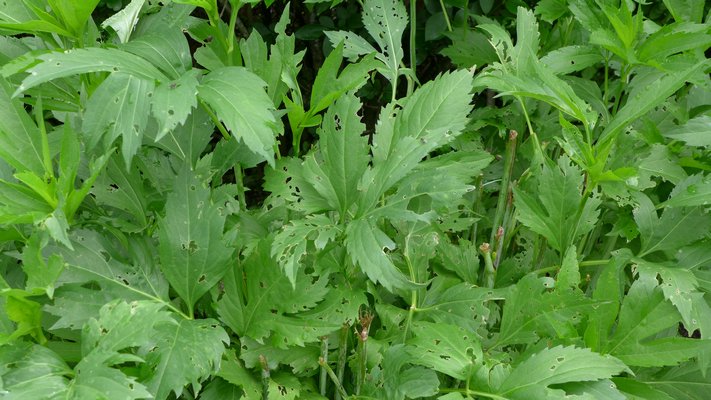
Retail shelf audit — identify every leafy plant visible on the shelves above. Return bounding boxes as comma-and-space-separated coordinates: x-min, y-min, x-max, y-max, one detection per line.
1, 0, 710, 399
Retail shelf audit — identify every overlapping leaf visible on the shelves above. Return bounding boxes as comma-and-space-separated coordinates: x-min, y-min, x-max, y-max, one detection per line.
158, 165, 234, 315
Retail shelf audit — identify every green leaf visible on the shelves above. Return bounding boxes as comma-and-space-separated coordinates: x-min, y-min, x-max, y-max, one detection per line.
382, 344, 439, 400
642, 362, 711, 399
91, 156, 151, 230
309, 43, 379, 114
158, 165, 233, 315
0, 342, 71, 398
101, 0, 146, 43
73, 300, 169, 400
495, 274, 594, 347
380, 69, 474, 162
0, 289, 46, 344
142, 319, 229, 400
662, 173, 711, 208
345, 217, 416, 291
662, 115, 711, 147
272, 214, 339, 285
598, 60, 709, 146
541, 45, 603, 74
316, 92, 370, 215
21, 233, 64, 298
602, 273, 706, 367
634, 193, 711, 257
47, 0, 100, 37
662, 0, 705, 23
635, 258, 711, 339
514, 156, 601, 253
0, 76, 45, 175
16, 47, 167, 96
361, 0, 407, 90
122, 22, 192, 79
151, 70, 200, 140
198, 66, 279, 166
218, 240, 358, 347
82, 72, 155, 166
495, 346, 629, 399
150, 105, 212, 167
418, 279, 503, 332
324, 30, 377, 60
557, 245, 581, 289
406, 321, 482, 380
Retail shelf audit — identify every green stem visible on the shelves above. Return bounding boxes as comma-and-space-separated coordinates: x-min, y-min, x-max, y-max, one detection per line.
320, 336, 329, 396
439, 388, 509, 400
227, 1, 241, 55
407, 0, 416, 96
469, 174, 484, 242
200, 100, 231, 140
489, 130, 518, 257
518, 99, 544, 164
320, 357, 349, 399
356, 337, 366, 395
335, 324, 350, 400
438, 0, 453, 32
402, 243, 417, 343
234, 163, 247, 211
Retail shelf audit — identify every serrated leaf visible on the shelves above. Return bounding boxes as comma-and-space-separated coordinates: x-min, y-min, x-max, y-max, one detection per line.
324, 30, 377, 60
82, 72, 154, 166
151, 70, 200, 140
158, 165, 233, 315
122, 22, 192, 79
557, 245, 581, 289
309, 44, 379, 114
495, 274, 595, 347
239, 337, 320, 374
662, 114, 711, 147
198, 66, 279, 166
218, 241, 356, 347
634, 193, 711, 257
541, 45, 603, 74
345, 217, 416, 291
54, 229, 169, 303
272, 214, 339, 285
514, 156, 601, 253
495, 346, 629, 399
142, 319, 229, 400
91, 156, 151, 230
0, 76, 45, 175
382, 344, 439, 400
362, 0, 407, 89
150, 105, 212, 166
73, 300, 169, 400
635, 258, 711, 339
598, 60, 709, 146
380, 69, 474, 162
418, 279, 502, 332
406, 321, 482, 380
15, 47, 167, 96
317, 92, 370, 215
661, 173, 711, 208
0, 342, 71, 398
602, 273, 707, 367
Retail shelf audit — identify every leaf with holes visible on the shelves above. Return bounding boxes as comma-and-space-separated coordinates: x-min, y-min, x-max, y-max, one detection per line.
494, 346, 629, 399
158, 165, 234, 315
406, 321, 482, 380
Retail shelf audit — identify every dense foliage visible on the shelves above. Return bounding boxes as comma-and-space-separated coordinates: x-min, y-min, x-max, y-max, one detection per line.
0, 0, 710, 399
